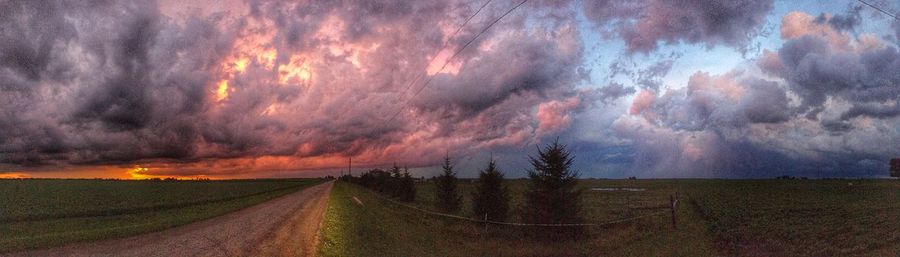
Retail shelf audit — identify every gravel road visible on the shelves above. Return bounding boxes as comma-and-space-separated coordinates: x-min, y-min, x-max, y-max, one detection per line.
7, 180, 334, 257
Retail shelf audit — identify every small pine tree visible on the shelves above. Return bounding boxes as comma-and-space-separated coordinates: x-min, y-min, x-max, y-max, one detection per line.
435, 155, 462, 212
891, 158, 900, 179
472, 158, 509, 222
522, 139, 583, 237
389, 164, 403, 198
399, 167, 417, 202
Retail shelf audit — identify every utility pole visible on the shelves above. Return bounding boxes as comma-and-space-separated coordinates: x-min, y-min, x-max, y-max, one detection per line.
349, 157, 352, 177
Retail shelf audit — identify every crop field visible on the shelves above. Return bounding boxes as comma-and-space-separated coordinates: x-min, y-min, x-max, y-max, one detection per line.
685, 180, 900, 256
0, 178, 324, 252
319, 179, 900, 257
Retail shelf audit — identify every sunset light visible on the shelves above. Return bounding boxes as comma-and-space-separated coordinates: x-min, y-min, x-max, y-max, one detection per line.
278, 55, 313, 84
215, 80, 230, 102
3, 0, 900, 256
0, 0, 895, 180
127, 166, 151, 179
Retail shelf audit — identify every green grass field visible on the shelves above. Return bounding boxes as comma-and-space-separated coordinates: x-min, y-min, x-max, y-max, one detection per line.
318, 180, 715, 257
319, 179, 900, 257
685, 180, 900, 256
0, 178, 324, 252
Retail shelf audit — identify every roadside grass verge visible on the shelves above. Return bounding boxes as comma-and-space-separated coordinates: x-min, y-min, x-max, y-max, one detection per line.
0, 178, 324, 252
318, 181, 716, 257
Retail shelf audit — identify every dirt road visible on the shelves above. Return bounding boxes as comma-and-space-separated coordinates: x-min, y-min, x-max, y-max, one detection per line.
8, 180, 334, 257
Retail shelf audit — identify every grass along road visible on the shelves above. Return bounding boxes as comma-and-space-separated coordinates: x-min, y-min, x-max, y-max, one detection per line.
320, 179, 900, 256
0, 179, 323, 252
318, 181, 715, 257
0, 179, 320, 223
5, 180, 333, 257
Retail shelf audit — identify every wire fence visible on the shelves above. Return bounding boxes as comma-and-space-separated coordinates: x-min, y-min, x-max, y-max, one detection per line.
365, 188, 672, 227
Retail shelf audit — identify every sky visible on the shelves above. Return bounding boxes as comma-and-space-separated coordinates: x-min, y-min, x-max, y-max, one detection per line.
1, 0, 899, 179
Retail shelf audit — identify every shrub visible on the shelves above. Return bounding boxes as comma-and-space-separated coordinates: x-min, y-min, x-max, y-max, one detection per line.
352, 165, 415, 202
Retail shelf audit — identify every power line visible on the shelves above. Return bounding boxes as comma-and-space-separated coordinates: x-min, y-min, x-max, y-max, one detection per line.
330, 0, 495, 122
385, 0, 531, 124
857, 0, 899, 20
397, 0, 495, 95
366, 0, 529, 169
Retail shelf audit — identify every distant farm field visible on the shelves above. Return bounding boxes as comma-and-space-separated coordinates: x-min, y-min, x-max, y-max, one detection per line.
319, 179, 900, 257
0, 178, 324, 252
686, 180, 900, 256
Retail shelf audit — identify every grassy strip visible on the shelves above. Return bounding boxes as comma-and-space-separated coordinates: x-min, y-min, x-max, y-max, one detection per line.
0, 179, 316, 221
319, 181, 716, 257
1, 183, 310, 222
0, 179, 324, 253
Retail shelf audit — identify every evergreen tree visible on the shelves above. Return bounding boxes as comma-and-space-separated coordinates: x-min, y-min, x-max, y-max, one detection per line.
389, 164, 403, 197
434, 155, 462, 212
472, 158, 509, 222
522, 139, 583, 235
398, 166, 417, 202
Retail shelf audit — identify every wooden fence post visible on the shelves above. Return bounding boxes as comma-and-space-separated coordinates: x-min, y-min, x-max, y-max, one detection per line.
670, 194, 677, 229
481, 214, 488, 257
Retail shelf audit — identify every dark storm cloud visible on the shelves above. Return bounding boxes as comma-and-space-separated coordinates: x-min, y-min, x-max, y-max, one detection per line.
894, 20, 900, 42
629, 71, 789, 132
815, 5, 862, 32
613, 10, 900, 177
740, 79, 790, 123
0, 0, 596, 174
767, 35, 900, 122
0, 1, 77, 89
839, 102, 900, 120
582, 0, 774, 53
4, 1, 896, 179
0, 0, 235, 166
412, 27, 582, 118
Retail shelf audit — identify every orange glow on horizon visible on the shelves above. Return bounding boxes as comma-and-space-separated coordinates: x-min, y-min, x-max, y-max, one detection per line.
0, 172, 29, 179
128, 166, 152, 179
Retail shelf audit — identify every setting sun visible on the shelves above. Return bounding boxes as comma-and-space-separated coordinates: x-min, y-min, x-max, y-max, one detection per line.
127, 166, 151, 179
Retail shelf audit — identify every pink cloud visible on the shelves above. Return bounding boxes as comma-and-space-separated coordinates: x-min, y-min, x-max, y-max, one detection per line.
780, 11, 850, 51
536, 97, 581, 137
629, 90, 657, 118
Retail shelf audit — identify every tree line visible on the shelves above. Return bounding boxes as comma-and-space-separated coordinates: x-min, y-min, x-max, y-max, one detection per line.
340, 139, 582, 236
343, 164, 417, 201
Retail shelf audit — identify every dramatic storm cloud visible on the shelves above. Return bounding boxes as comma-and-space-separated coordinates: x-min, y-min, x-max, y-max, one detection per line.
582, 0, 774, 53
612, 8, 900, 177
0, 0, 595, 177
0, 0, 897, 178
